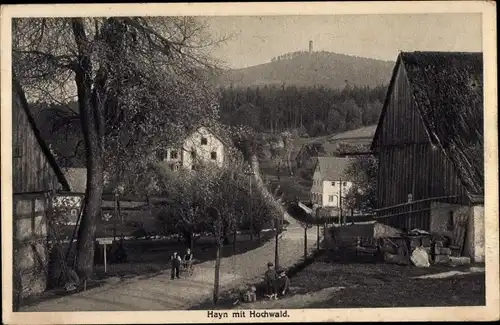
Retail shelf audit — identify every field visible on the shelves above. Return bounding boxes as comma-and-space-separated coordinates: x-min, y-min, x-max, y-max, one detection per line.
220, 249, 485, 310
289, 252, 485, 308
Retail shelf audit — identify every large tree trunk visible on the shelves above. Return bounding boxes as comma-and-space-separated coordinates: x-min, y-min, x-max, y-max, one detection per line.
72, 18, 106, 280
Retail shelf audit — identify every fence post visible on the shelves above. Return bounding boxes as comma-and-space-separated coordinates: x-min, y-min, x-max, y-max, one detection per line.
316, 223, 320, 251
304, 225, 308, 260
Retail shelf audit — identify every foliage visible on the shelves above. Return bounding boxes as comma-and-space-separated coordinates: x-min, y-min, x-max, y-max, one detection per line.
342, 150, 379, 212
141, 158, 280, 244
218, 83, 385, 136
13, 17, 227, 277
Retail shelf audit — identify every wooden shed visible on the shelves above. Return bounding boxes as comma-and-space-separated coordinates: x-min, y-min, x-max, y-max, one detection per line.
371, 52, 484, 261
12, 76, 71, 305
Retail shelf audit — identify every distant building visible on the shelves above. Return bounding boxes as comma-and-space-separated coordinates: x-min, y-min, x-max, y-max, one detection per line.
371, 51, 484, 262
295, 142, 325, 171
159, 126, 228, 171
310, 156, 353, 207
295, 125, 377, 172
309, 40, 313, 53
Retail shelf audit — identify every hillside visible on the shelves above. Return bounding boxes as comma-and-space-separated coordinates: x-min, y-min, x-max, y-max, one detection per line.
256, 125, 378, 203
216, 51, 394, 89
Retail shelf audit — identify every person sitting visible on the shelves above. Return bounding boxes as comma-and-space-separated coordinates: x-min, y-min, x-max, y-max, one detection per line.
241, 285, 257, 303
276, 268, 290, 296
264, 262, 278, 300
183, 248, 194, 273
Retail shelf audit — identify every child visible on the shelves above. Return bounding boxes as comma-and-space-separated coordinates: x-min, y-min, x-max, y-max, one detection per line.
170, 252, 182, 279
264, 262, 278, 300
276, 269, 290, 296
241, 285, 257, 303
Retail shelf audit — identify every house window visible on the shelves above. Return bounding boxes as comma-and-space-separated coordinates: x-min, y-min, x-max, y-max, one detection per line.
328, 195, 334, 202
13, 145, 21, 158
331, 181, 335, 186
170, 150, 178, 159
201, 137, 208, 145
156, 150, 165, 160
343, 182, 347, 186
407, 193, 413, 203
211, 151, 217, 160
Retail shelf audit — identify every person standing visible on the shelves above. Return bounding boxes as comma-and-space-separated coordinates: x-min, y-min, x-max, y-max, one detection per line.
264, 262, 278, 300
171, 252, 182, 279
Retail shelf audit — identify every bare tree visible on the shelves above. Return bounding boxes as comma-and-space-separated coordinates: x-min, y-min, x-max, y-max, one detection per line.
13, 17, 229, 279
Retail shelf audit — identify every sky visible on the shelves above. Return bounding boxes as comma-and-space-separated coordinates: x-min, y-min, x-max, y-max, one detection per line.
204, 14, 482, 69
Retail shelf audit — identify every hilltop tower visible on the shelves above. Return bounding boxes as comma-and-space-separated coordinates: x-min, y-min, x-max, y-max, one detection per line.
309, 40, 313, 53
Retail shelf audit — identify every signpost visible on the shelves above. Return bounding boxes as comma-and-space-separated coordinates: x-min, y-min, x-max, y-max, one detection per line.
97, 238, 113, 273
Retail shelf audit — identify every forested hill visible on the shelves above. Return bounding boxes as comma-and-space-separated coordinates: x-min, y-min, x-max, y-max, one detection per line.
216, 51, 395, 89
219, 84, 387, 137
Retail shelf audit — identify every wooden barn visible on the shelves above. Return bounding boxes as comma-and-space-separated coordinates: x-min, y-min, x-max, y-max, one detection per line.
371, 52, 484, 262
12, 76, 71, 305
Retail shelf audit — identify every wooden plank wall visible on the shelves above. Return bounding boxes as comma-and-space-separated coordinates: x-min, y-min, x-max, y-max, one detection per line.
377, 63, 468, 211
12, 90, 62, 193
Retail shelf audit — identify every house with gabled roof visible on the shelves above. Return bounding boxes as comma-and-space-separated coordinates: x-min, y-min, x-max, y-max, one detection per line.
310, 156, 353, 208
158, 126, 230, 171
371, 51, 484, 262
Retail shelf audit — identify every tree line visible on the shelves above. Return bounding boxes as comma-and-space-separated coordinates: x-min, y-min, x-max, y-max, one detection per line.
218, 84, 386, 137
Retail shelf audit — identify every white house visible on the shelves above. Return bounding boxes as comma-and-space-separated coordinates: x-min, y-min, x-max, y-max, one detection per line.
160, 126, 227, 171
310, 156, 353, 207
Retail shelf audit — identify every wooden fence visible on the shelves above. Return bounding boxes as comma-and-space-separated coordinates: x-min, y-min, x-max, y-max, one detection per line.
374, 195, 460, 232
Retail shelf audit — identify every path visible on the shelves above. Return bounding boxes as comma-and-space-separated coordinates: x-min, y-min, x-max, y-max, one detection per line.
21, 155, 318, 312
21, 218, 317, 312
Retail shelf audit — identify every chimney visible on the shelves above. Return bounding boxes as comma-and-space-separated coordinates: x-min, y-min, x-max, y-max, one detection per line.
309, 40, 313, 53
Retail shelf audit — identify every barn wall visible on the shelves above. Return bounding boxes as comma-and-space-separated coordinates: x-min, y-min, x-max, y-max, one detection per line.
12, 90, 62, 193
376, 63, 468, 210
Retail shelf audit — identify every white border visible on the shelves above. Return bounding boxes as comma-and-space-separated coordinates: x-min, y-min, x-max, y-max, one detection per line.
1, 2, 498, 323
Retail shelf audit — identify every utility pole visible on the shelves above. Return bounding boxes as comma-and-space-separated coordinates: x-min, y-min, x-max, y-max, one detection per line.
316, 207, 321, 251
208, 207, 221, 305
274, 217, 280, 268
274, 186, 283, 268
339, 179, 343, 226
245, 164, 255, 240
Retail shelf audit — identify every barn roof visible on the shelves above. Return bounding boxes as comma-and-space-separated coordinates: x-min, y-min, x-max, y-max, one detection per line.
13, 76, 71, 191
372, 51, 483, 199
315, 156, 352, 181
